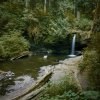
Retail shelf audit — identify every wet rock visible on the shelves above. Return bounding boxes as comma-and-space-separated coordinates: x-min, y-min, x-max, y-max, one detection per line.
6, 75, 34, 93
0, 71, 15, 95
0, 71, 15, 81
37, 65, 54, 79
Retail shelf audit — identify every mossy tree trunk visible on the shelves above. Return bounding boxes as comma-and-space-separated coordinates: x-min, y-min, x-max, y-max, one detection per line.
88, 1, 100, 90
92, 1, 100, 55
92, 1, 100, 32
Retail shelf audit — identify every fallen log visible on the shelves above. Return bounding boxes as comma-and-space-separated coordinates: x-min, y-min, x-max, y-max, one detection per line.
10, 51, 32, 61
13, 71, 52, 100
19, 86, 44, 100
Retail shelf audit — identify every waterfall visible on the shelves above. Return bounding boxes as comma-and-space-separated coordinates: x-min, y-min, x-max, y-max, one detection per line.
68, 34, 76, 57
71, 34, 76, 55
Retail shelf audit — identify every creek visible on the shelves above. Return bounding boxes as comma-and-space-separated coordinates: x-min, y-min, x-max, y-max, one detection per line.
0, 54, 67, 96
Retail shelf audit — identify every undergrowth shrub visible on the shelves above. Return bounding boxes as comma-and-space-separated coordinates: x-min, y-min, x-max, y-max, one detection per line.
0, 32, 30, 58
40, 90, 100, 100
74, 18, 92, 31
44, 76, 78, 96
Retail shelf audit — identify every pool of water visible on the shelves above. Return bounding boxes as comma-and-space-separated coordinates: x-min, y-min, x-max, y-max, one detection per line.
0, 54, 67, 96
0, 54, 67, 78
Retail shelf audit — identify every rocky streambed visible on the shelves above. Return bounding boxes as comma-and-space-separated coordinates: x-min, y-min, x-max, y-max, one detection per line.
0, 55, 88, 100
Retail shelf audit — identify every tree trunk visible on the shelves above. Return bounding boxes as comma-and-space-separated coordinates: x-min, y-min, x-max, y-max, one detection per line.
44, 0, 47, 13
77, 11, 80, 20
92, 1, 100, 32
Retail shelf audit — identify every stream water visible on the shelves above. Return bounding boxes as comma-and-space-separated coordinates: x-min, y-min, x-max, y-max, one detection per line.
0, 54, 67, 97
0, 54, 66, 78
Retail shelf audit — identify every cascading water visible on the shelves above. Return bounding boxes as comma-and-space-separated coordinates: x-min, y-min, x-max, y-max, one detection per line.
68, 34, 76, 57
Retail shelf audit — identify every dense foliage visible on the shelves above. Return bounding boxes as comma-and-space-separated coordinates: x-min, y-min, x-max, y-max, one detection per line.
0, 32, 30, 58
39, 76, 100, 100
0, 0, 94, 59
40, 90, 100, 100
